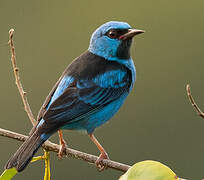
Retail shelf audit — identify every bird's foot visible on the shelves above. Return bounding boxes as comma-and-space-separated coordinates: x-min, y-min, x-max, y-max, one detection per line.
57, 139, 67, 159
95, 152, 109, 171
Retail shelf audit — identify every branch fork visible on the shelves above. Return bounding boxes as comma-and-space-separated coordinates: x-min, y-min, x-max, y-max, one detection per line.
5, 28, 130, 172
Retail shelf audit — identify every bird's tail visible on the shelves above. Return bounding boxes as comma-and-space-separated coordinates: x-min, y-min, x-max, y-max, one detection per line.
4, 127, 50, 172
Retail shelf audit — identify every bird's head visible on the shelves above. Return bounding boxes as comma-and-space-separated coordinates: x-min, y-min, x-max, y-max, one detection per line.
88, 21, 144, 61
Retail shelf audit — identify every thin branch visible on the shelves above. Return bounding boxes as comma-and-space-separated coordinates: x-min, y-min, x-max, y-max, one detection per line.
0, 127, 130, 172
186, 84, 204, 118
8, 29, 36, 126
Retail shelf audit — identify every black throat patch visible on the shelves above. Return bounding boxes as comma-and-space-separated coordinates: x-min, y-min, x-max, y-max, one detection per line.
116, 39, 132, 59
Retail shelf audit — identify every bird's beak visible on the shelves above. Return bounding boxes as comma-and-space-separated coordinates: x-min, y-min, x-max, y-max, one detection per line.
119, 29, 145, 40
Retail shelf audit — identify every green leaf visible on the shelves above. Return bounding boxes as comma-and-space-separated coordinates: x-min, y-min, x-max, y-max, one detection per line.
0, 168, 18, 180
119, 160, 178, 180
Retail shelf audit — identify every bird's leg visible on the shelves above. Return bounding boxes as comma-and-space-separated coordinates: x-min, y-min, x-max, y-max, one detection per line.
88, 133, 109, 171
57, 129, 67, 159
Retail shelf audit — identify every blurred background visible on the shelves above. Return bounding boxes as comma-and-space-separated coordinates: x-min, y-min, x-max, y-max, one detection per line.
0, 0, 204, 179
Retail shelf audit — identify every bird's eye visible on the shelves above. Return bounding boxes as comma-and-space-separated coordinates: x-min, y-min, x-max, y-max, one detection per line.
106, 29, 129, 39
107, 30, 118, 39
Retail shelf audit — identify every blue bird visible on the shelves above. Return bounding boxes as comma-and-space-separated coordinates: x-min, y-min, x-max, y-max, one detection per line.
5, 21, 144, 172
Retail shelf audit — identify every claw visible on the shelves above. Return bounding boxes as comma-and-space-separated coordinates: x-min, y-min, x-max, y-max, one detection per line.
95, 152, 109, 171
57, 141, 67, 159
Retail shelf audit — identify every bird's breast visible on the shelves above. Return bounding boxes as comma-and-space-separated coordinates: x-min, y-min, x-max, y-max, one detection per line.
79, 91, 129, 133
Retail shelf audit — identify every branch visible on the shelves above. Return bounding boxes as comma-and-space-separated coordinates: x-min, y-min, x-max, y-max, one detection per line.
8, 29, 36, 126
0, 127, 130, 172
186, 84, 204, 118
0, 128, 188, 180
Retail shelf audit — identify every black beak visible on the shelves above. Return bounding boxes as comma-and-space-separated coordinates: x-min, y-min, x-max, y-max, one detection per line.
119, 29, 145, 40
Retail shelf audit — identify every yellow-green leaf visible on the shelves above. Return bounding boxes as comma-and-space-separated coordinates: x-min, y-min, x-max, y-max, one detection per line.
119, 160, 178, 180
0, 168, 18, 180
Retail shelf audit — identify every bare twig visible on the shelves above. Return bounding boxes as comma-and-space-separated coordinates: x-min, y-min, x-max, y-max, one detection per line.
186, 84, 204, 118
8, 29, 36, 126
0, 127, 130, 172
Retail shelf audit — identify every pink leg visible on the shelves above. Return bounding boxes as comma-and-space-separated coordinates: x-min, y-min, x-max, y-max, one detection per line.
57, 130, 67, 159
88, 133, 109, 171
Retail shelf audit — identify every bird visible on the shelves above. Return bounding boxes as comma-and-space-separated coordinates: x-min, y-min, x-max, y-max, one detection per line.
4, 21, 144, 172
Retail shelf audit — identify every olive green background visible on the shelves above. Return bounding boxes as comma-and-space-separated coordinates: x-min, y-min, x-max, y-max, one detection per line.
0, 0, 204, 179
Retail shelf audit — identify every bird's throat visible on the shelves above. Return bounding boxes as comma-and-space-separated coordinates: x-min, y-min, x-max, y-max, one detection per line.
116, 39, 132, 59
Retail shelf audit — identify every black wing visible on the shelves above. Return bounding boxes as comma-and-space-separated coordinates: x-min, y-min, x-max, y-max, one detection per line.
37, 51, 132, 127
